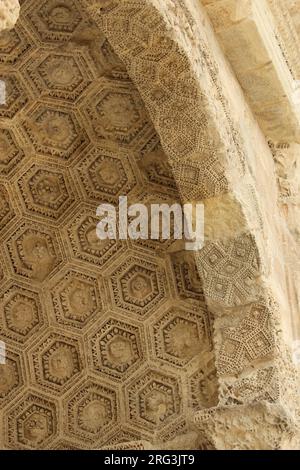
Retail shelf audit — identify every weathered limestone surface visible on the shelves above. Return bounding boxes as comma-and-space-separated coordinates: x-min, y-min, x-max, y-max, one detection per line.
203, 0, 300, 142
85, 0, 300, 449
0, 0, 19, 31
0, 0, 299, 450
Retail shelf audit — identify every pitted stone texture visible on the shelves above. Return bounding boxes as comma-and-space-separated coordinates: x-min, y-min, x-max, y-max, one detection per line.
0, 0, 20, 32
0, 0, 298, 451
215, 302, 276, 376
196, 233, 262, 309
194, 403, 299, 450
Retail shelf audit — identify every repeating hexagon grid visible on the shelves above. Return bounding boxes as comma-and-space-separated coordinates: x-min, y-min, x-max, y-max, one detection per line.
0, 0, 215, 449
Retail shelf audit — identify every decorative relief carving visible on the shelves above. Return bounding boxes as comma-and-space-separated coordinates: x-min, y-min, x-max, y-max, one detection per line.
90, 316, 145, 380
6, 222, 62, 282
22, 50, 95, 103
50, 267, 103, 329
138, 147, 178, 193
25, 0, 84, 44
219, 366, 280, 406
17, 164, 76, 222
0, 0, 297, 451
0, 283, 45, 344
0, 22, 33, 67
151, 305, 210, 367
75, 146, 137, 203
81, 78, 151, 147
64, 378, 118, 443
170, 251, 206, 302
0, 127, 25, 177
0, 0, 20, 32
66, 206, 127, 268
30, 332, 83, 394
0, 184, 15, 233
0, 73, 28, 120
108, 254, 168, 318
0, 349, 23, 402
216, 303, 276, 375
5, 393, 58, 449
196, 234, 262, 307
126, 369, 182, 433
22, 103, 89, 161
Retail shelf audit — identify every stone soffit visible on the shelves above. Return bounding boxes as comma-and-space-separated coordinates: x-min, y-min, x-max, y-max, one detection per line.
0, 0, 299, 450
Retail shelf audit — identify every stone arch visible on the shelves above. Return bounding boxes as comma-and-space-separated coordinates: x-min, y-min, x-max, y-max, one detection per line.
1, 0, 299, 449
81, 0, 300, 449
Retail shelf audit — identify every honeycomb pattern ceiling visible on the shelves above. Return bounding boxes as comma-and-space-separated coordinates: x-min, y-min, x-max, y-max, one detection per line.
0, 0, 216, 449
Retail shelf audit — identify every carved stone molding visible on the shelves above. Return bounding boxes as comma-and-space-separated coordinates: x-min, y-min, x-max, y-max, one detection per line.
0, 0, 299, 450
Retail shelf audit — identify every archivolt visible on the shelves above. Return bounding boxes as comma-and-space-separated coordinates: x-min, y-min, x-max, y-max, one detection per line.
81, 0, 300, 449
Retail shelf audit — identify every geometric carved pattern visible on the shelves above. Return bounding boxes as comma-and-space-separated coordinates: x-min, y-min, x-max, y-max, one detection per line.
25, 0, 83, 44
170, 156, 228, 201
0, 283, 45, 345
5, 393, 58, 449
23, 50, 94, 103
108, 254, 168, 318
30, 332, 83, 394
82, 79, 151, 147
196, 234, 261, 306
0, 349, 24, 402
126, 369, 181, 433
0, 0, 217, 450
128, 191, 181, 252
152, 305, 210, 367
0, 0, 296, 450
170, 252, 205, 302
90, 317, 145, 380
138, 147, 178, 193
0, 184, 15, 233
22, 103, 89, 161
17, 164, 76, 222
0, 127, 25, 177
6, 222, 62, 282
76, 146, 136, 203
0, 73, 28, 120
217, 303, 276, 375
188, 352, 219, 410
64, 378, 118, 444
50, 267, 103, 329
66, 207, 126, 268
221, 367, 279, 406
